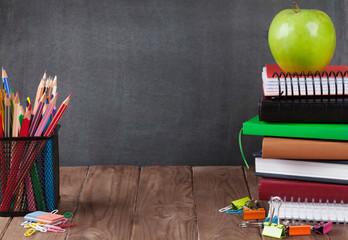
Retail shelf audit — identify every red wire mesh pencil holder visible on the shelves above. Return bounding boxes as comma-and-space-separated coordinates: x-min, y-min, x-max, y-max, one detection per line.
0, 126, 60, 217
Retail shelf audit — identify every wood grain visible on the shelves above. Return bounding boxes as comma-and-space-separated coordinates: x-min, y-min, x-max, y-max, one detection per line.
243, 166, 329, 240
0, 217, 11, 239
131, 166, 196, 240
193, 166, 261, 240
68, 166, 139, 240
2, 166, 88, 240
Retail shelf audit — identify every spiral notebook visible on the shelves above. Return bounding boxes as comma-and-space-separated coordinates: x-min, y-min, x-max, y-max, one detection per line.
263, 64, 348, 97
274, 198, 348, 223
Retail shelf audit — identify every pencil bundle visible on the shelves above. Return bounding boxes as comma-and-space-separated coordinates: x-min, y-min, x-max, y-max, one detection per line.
0, 68, 70, 214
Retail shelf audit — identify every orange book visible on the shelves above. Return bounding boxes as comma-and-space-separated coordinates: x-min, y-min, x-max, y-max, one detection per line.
262, 137, 348, 160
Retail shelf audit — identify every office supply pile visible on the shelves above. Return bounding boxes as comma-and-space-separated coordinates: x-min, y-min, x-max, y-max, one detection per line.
220, 196, 333, 238
21, 210, 76, 236
240, 63, 348, 225
0, 68, 70, 215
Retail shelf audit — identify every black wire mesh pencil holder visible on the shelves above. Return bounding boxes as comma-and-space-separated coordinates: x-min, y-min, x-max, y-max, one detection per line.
0, 126, 60, 217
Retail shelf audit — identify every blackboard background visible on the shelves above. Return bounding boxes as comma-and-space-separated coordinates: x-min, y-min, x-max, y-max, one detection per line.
0, 0, 345, 166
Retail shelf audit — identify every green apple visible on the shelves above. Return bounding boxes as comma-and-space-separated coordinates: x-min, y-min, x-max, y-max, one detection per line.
268, 5, 336, 74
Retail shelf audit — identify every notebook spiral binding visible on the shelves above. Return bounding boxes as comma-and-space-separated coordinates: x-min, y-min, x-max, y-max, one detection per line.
272, 70, 348, 99
271, 196, 348, 224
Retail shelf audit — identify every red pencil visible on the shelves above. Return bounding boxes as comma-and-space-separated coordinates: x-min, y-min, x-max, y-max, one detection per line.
19, 104, 31, 137
44, 95, 70, 137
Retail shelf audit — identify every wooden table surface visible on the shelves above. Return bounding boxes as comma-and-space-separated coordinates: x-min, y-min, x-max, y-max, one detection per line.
0, 166, 346, 240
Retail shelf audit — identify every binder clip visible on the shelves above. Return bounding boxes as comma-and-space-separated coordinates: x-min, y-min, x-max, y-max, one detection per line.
243, 199, 265, 220
262, 197, 286, 239
243, 208, 266, 220
231, 197, 251, 210
312, 221, 333, 235
288, 225, 311, 236
262, 197, 278, 228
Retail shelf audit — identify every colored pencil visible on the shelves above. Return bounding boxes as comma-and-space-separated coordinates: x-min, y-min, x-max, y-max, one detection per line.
28, 94, 45, 137
1, 68, 10, 97
44, 95, 70, 137
12, 93, 19, 138
35, 94, 57, 137
33, 72, 45, 115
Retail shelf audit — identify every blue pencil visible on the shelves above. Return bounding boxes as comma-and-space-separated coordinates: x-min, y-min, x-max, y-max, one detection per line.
1, 68, 10, 97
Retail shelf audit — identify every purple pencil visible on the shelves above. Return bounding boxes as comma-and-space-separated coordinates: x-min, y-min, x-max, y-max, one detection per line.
28, 94, 45, 137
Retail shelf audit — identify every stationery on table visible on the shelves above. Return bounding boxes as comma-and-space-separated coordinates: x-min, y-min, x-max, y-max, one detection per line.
0, 69, 70, 214
241, 63, 348, 226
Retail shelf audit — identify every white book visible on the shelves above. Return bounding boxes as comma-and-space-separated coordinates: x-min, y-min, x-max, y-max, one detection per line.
255, 157, 348, 185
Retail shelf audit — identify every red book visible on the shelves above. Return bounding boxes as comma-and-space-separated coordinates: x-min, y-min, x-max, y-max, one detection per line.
263, 64, 348, 97
258, 178, 348, 203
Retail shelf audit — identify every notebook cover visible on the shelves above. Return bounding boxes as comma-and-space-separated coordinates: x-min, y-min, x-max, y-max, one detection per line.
258, 178, 348, 202
266, 64, 348, 78
258, 97, 348, 123
262, 137, 348, 160
243, 116, 348, 140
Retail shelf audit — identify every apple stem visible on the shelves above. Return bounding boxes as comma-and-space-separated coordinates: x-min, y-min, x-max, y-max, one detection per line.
293, 2, 300, 12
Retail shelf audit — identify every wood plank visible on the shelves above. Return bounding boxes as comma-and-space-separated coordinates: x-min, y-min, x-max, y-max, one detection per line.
2, 166, 88, 240
131, 166, 196, 240
193, 166, 261, 240
243, 166, 329, 240
0, 217, 11, 239
68, 166, 139, 240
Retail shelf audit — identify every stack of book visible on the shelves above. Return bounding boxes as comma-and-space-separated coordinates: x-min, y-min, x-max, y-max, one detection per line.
242, 64, 348, 222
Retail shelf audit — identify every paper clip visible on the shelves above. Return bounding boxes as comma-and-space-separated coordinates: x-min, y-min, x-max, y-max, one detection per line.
262, 196, 286, 239
57, 223, 77, 228
231, 197, 251, 210
21, 221, 33, 227
44, 225, 66, 233
243, 208, 266, 220
24, 227, 37, 237
288, 225, 311, 236
51, 209, 59, 214
239, 221, 263, 228
313, 221, 333, 235
63, 212, 72, 218
218, 205, 232, 212
29, 223, 47, 233
52, 218, 68, 226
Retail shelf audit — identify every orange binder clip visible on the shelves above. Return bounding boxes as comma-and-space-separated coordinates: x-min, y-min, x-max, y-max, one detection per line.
288, 225, 311, 236
243, 208, 266, 220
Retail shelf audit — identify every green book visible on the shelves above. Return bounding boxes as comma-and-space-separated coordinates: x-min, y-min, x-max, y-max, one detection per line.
243, 116, 348, 141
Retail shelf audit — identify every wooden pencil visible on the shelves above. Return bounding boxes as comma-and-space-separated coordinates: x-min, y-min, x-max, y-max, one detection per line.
33, 72, 45, 115
35, 93, 57, 137
28, 94, 45, 137
44, 95, 70, 137
12, 93, 19, 138
1, 68, 10, 97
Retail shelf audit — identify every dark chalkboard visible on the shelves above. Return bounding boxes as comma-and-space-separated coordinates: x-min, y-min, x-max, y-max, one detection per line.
0, 0, 345, 166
